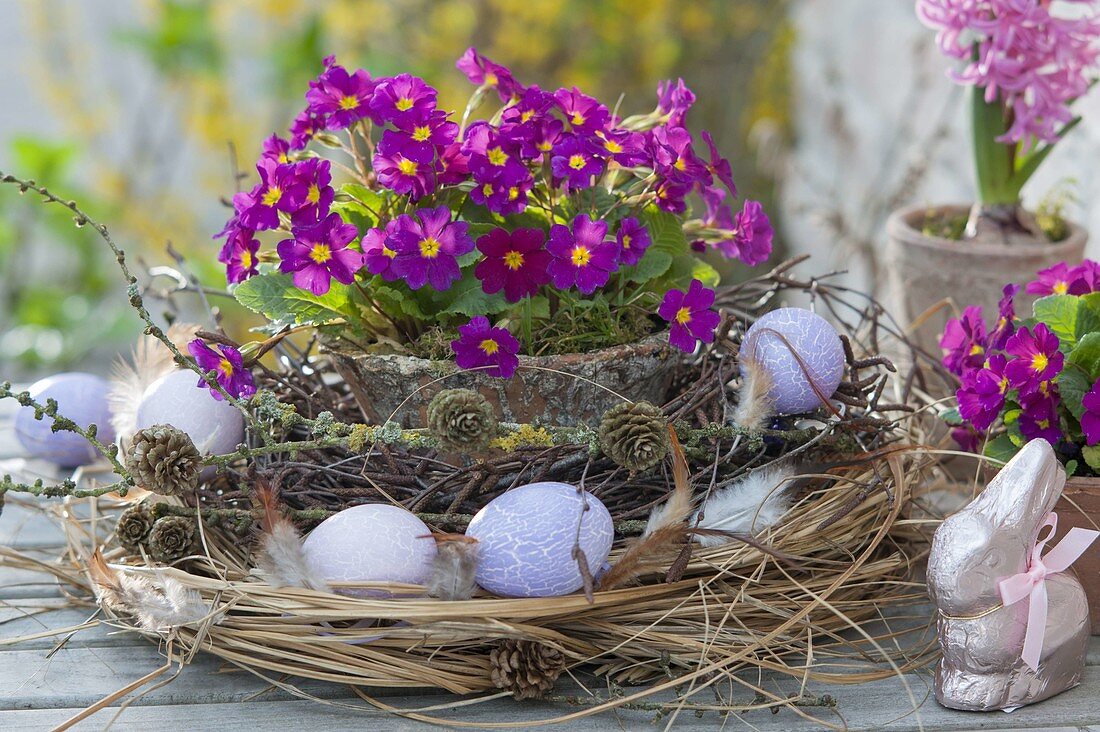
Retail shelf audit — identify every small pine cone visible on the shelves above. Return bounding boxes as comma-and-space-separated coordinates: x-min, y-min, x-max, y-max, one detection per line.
427, 388, 498, 453
489, 639, 566, 700
598, 401, 670, 472
115, 504, 155, 552
125, 424, 202, 497
147, 516, 197, 563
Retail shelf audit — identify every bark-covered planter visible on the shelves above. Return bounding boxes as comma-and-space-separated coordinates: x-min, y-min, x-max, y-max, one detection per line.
328, 336, 676, 427
885, 203, 1087, 359
1055, 477, 1100, 635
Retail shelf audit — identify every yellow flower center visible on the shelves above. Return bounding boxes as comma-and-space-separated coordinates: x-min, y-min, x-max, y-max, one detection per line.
338, 95, 359, 111
537, 141, 552, 152
571, 246, 591, 266
1054, 280, 1069, 295
1031, 353, 1049, 373
675, 306, 692, 325
309, 243, 332, 264
520, 110, 534, 122
219, 358, 234, 377
673, 157, 687, 171
503, 250, 525, 271
570, 112, 585, 125
240, 249, 253, 269
484, 71, 499, 86
397, 158, 418, 175
412, 125, 432, 142
568, 154, 587, 170
604, 139, 623, 154
395, 97, 414, 111
482, 182, 495, 197
487, 147, 508, 166
307, 184, 321, 205
508, 186, 519, 200
479, 338, 500, 355
383, 245, 396, 259
261, 186, 283, 207
278, 153, 289, 164
999, 376, 1009, 393
621, 234, 632, 249
1037, 419, 1050, 430
418, 236, 442, 258
969, 343, 984, 356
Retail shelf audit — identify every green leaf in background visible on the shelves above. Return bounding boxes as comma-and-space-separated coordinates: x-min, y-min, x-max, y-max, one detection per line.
984, 434, 1020, 466
639, 206, 689, 257
434, 276, 510, 318
1083, 446, 1100, 473
1068, 332, 1100, 380
334, 183, 386, 230
940, 407, 963, 426
623, 250, 673, 284
1066, 458, 1080, 477
371, 281, 430, 320
233, 273, 349, 328
1033, 295, 1082, 348
1059, 367, 1092, 420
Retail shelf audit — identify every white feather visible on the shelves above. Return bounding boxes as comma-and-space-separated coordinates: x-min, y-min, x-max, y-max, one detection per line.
91, 554, 217, 631
109, 323, 199, 445
692, 464, 795, 547
426, 540, 480, 600
255, 521, 330, 592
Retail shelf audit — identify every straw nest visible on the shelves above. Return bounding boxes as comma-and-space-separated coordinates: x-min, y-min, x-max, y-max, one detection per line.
4, 256, 954, 727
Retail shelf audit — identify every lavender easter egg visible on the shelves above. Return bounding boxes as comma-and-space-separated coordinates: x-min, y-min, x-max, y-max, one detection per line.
466, 482, 614, 598
135, 370, 244, 456
302, 504, 437, 595
741, 308, 845, 415
14, 373, 115, 468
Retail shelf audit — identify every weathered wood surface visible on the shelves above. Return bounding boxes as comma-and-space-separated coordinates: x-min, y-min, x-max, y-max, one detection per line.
5, 400, 1100, 730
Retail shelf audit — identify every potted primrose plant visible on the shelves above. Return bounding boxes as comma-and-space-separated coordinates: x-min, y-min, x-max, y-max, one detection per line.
943, 258, 1100, 632
214, 49, 772, 426
887, 0, 1097, 356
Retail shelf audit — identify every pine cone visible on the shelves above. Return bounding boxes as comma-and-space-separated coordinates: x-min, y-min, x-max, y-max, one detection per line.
147, 516, 196, 563
116, 504, 155, 552
598, 401, 670, 471
125, 424, 202, 496
427, 389, 498, 453
489, 639, 566, 700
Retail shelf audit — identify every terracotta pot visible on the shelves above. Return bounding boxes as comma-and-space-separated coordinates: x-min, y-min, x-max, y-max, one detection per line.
885, 203, 1087, 362
1055, 477, 1100, 635
328, 336, 676, 427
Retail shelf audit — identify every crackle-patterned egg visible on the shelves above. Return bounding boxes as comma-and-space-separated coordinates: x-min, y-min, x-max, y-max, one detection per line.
14, 373, 115, 468
466, 482, 614, 598
135, 370, 244, 456
741, 307, 845, 415
302, 504, 437, 595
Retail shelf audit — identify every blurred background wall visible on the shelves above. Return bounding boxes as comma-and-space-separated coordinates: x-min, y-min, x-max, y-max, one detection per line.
0, 0, 1098, 379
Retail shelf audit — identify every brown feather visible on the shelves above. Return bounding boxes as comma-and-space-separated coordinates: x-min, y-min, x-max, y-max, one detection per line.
426, 535, 480, 600
598, 428, 694, 590
252, 481, 329, 592
733, 351, 775, 430
88, 549, 212, 631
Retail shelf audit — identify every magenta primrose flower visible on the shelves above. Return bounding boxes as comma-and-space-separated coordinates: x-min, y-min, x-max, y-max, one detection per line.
554, 86, 610, 133
290, 158, 335, 225
1026, 261, 1091, 297
361, 222, 400, 282
1082, 379, 1100, 445
234, 158, 307, 231
261, 134, 292, 165
373, 129, 435, 200
658, 278, 721, 353
451, 316, 521, 378
475, 227, 551, 302
547, 215, 620, 294
289, 108, 324, 150
388, 206, 474, 291
370, 73, 437, 126
615, 217, 652, 267
988, 283, 1020, 351
455, 47, 523, 102
220, 226, 261, 284
650, 126, 708, 186
728, 200, 773, 266
589, 128, 647, 167
940, 305, 988, 376
550, 134, 604, 189
656, 78, 696, 127
188, 339, 256, 401
277, 212, 363, 296
306, 62, 376, 129
1004, 323, 1063, 394
393, 110, 458, 162
700, 130, 736, 195
1018, 390, 1062, 445
956, 353, 1009, 432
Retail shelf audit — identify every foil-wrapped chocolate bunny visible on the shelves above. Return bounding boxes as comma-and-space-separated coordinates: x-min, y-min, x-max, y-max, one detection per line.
928, 439, 1098, 711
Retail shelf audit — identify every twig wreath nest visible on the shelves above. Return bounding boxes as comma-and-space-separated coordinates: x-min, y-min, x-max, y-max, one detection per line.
0, 51, 955, 726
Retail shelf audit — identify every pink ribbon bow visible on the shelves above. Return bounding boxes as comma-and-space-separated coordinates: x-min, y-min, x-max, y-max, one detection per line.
997, 512, 1099, 671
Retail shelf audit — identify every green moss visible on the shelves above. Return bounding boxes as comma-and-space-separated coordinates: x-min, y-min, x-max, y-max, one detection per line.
920, 211, 968, 241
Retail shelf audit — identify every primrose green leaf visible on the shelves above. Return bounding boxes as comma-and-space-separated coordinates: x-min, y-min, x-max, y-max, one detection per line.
1083, 445, 1100, 473
1059, 366, 1091, 420
983, 433, 1019, 466
233, 273, 350, 328
1068, 332, 1100, 380
1033, 294, 1080, 348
